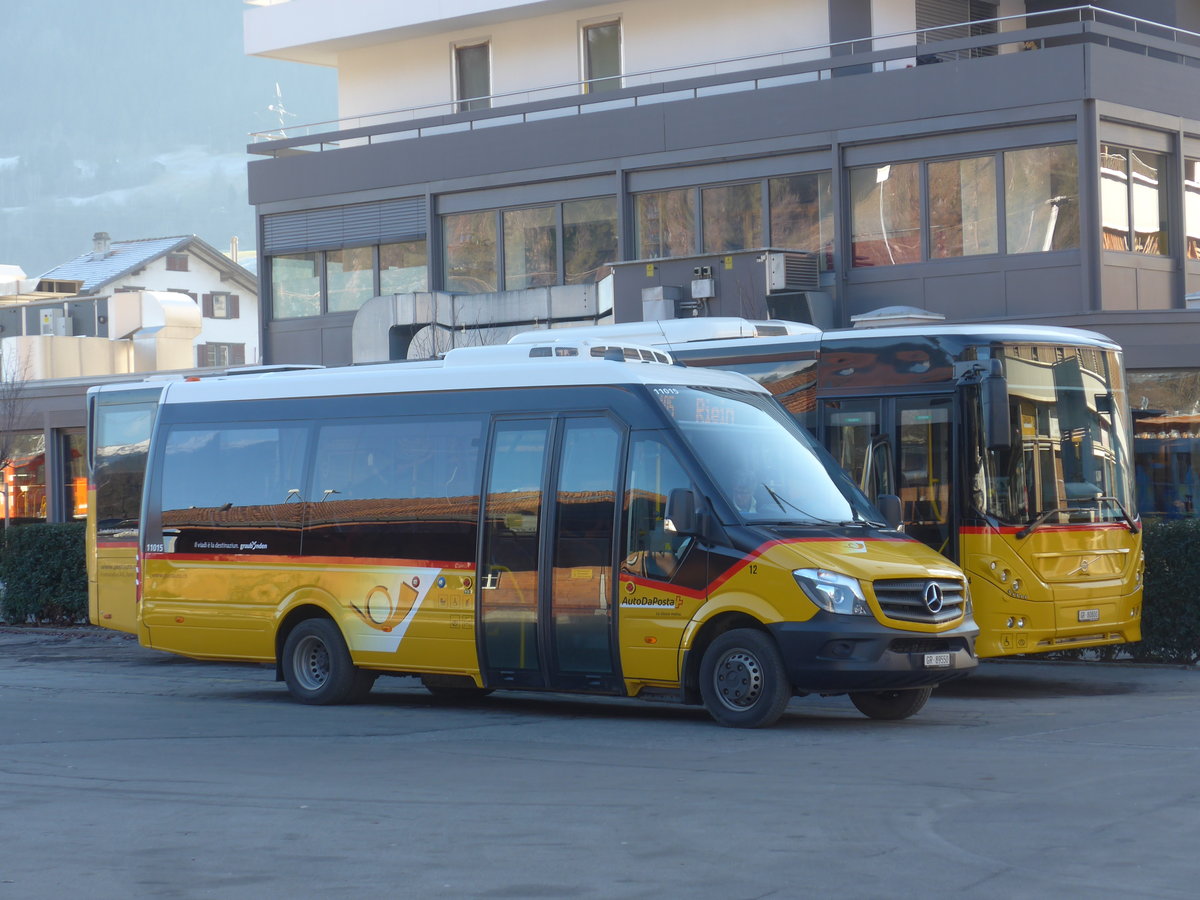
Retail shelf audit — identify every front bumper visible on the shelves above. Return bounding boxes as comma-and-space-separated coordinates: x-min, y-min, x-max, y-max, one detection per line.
767, 613, 979, 694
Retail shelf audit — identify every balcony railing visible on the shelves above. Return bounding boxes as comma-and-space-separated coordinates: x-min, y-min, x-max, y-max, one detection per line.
248, 5, 1200, 157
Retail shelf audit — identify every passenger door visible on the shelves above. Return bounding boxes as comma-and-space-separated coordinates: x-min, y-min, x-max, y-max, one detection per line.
823, 394, 955, 558
478, 416, 624, 692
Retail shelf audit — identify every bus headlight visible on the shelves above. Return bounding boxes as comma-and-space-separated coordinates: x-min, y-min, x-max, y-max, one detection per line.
793, 569, 870, 616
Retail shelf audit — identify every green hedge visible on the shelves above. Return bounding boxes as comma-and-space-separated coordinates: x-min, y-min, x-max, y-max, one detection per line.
1134, 518, 1200, 665
0, 522, 87, 624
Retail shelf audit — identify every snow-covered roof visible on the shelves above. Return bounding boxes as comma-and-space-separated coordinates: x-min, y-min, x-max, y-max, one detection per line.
40, 235, 256, 295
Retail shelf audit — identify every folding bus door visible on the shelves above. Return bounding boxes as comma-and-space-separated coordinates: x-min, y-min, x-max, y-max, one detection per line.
479, 416, 623, 693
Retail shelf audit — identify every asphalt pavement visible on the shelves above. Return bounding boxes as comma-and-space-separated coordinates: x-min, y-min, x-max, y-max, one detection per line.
1, 625, 1197, 899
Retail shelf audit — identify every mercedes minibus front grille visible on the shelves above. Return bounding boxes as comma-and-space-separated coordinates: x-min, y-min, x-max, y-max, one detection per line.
873, 578, 967, 624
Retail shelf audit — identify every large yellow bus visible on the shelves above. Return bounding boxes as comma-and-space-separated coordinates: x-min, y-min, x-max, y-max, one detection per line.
88, 339, 977, 727
512, 319, 1143, 659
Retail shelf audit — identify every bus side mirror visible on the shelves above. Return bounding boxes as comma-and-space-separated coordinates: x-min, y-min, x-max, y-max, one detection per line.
876, 493, 903, 531
982, 372, 1011, 451
665, 488, 699, 535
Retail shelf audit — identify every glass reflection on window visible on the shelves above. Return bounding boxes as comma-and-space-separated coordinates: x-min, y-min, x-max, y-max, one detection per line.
928, 156, 997, 258
1005, 144, 1079, 254
270, 252, 320, 319
701, 182, 761, 253
443, 211, 498, 293
635, 189, 695, 259
850, 162, 920, 267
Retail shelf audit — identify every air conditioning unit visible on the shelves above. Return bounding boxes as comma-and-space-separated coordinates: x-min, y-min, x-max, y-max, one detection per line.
39, 309, 73, 337
764, 251, 820, 293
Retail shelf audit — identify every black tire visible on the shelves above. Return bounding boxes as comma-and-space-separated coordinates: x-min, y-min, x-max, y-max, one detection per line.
698, 628, 792, 728
282, 618, 373, 705
849, 686, 933, 720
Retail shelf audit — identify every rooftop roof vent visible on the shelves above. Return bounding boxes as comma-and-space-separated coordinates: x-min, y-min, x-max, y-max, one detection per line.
850, 305, 947, 328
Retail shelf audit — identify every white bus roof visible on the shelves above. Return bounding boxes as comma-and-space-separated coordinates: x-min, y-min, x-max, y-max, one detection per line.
507, 317, 1121, 353
157, 340, 768, 405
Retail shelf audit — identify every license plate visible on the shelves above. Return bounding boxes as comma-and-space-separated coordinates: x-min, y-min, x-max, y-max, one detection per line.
1078, 608, 1100, 622
924, 652, 951, 668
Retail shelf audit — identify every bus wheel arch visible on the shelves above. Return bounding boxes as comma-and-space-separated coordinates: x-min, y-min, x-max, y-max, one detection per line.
688, 615, 792, 727
278, 610, 376, 705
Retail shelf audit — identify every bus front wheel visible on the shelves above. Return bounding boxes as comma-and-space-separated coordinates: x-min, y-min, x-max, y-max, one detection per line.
849, 686, 933, 720
699, 628, 792, 728
282, 618, 375, 705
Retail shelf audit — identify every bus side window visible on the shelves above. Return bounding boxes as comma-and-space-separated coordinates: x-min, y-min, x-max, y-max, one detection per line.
307, 417, 483, 562
622, 436, 693, 581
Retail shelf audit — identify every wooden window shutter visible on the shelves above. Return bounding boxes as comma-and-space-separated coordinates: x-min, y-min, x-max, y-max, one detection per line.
229, 295, 240, 319
196, 343, 207, 366
232, 344, 246, 365
202, 293, 213, 317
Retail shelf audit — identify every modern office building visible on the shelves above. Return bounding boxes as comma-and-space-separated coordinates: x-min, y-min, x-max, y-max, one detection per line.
245, 1, 1200, 382
243, 0, 1200, 521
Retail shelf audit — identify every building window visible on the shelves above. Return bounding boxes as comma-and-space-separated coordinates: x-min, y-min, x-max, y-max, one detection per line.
564, 197, 618, 284
702, 183, 762, 254
62, 430, 87, 520
3, 432, 46, 524
199, 343, 246, 368
455, 42, 491, 112
271, 252, 321, 319
1187, 159, 1200, 260
849, 144, 1078, 267
769, 173, 834, 270
1005, 145, 1079, 254
444, 211, 499, 292
635, 189, 695, 259
269, 243, 430, 319
327, 246, 377, 313
849, 163, 921, 267
583, 21, 621, 93
503, 206, 558, 291
166, 253, 189, 272
636, 175, 835, 265
203, 292, 239, 319
916, 0, 998, 62
1101, 144, 1169, 255
442, 199, 617, 293
380, 239, 429, 294
928, 155, 997, 258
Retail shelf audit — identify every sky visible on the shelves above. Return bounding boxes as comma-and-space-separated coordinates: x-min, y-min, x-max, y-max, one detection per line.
0, 0, 337, 277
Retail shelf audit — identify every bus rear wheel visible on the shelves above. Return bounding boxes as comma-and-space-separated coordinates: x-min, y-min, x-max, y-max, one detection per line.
699, 628, 792, 728
282, 618, 375, 705
849, 686, 933, 720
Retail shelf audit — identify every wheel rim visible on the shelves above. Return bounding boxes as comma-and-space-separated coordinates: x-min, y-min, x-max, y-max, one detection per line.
712, 648, 764, 711
292, 634, 331, 692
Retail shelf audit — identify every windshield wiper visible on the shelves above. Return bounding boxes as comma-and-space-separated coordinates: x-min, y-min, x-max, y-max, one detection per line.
1016, 506, 1079, 539
1096, 495, 1141, 534
757, 483, 839, 526
1017, 498, 1140, 539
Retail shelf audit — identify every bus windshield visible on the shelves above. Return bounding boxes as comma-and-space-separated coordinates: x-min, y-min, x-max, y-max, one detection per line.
975, 344, 1136, 528
651, 386, 877, 525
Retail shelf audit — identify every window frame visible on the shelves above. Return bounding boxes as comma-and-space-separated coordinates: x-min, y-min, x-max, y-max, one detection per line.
1100, 143, 1171, 256
441, 197, 618, 293
269, 242, 429, 321
581, 19, 622, 94
849, 143, 1083, 268
453, 39, 492, 113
